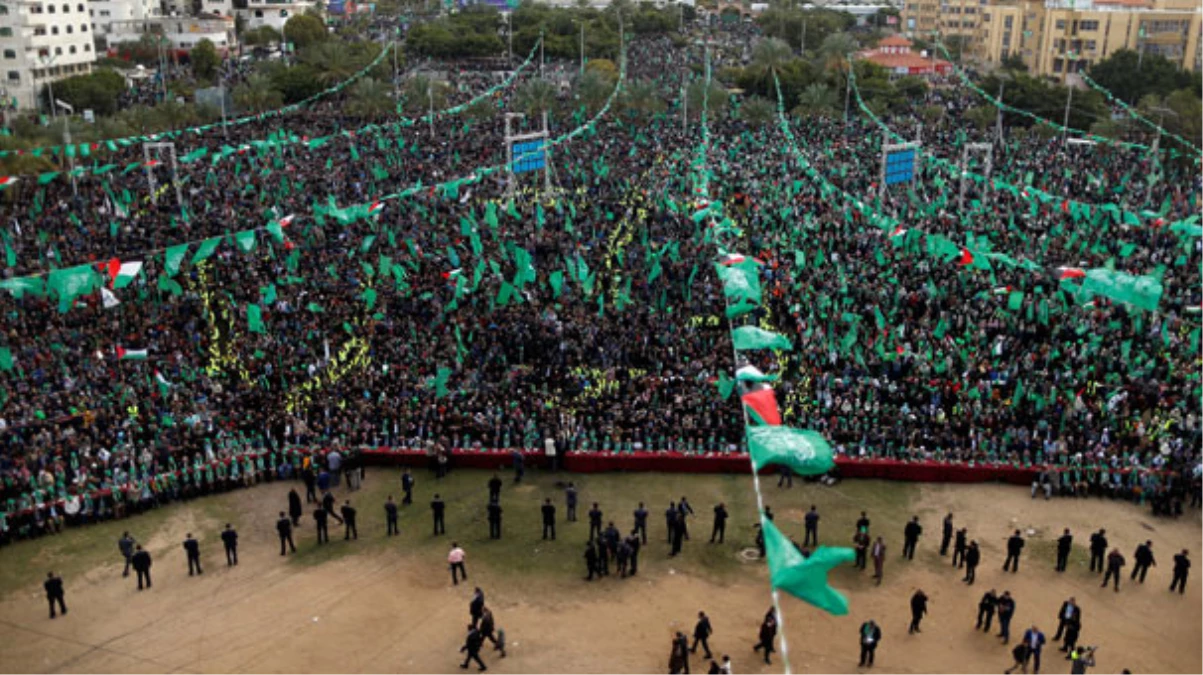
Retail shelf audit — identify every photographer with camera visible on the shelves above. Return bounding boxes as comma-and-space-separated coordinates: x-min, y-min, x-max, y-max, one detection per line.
1070, 646, 1096, 674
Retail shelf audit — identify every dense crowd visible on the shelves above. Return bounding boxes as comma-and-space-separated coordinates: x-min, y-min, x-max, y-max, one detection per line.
0, 27, 1198, 541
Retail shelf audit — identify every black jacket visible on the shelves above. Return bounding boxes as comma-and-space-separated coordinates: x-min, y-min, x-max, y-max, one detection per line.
1134, 544, 1155, 566
183, 538, 200, 557
462, 628, 484, 654
385, 502, 398, 520
431, 499, 445, 515
278, 517, 293, 536
965, 545, 981, 567
1057, 534, 1073, 553
341, 505, 357, 524
979, 592, 998, 612
713, 505, 728, 524
487, 503, 502, 522
859, 622, 881, 645
1057, 602, 1081, 624
1089, 532, 1107, 554
694, 616, 712, 639
313, 509, 328, 526
1007, 535, 1025, 555
221, 529, 238, 548
542, 503, 555, 524
44, 576, 64, 598
132, 550, 152, 572
904, 521, 922, 541
288, 491, 303, 517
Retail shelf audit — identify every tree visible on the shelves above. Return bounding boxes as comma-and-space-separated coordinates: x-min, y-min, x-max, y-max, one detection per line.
52, 69, 127, 116
584, 58, 618, 81
302, 41, 355, 85
1088, 49, 1194, 105
284, 14, 327, 49
191, 39, 219, 80
619, 79, 665, 121
817, 32, 858, 73
792, 82, 838, 117
751, 38, 794, 75
739, 97, 774, 127
920, 104, 945, 125
1000, 53, 1028, 73
965, 105, 996, 131
267, 64, 323, 103
347, 77, 392, 120
401, 76, 448, 115
577, 69, 614, 114
234, 74, 284, 112
514, 79, 557, 118
893, 75, 927, 100
686, 79, 729, 119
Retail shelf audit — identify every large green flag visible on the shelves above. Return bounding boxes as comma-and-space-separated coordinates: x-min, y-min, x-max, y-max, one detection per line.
247, 304, 266, 334
47, 264, 99, 312
763, 517, 855, 616
1079, 269, 1163, 312
746, 425, 834, 474
192, 237, 222, 264
164, 244, 189, 276
732, 326, 793, 351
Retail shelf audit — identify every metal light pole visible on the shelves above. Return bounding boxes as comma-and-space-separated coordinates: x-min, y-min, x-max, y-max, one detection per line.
428, 80, 434, 137
995, 73, 1008, 148
800, 17, 806, 54
1062, 81, 1073, 143
1148, 105, 1179, 159
580, 20, 585, 76
539, 29, 545, 80
39, 54, 57, 119
63, 117, 77, 197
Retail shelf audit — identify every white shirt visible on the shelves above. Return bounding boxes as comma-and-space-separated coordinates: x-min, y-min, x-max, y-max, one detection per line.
544, 438, 556, 456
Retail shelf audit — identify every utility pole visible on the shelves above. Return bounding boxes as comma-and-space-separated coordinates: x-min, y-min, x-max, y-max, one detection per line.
580, 20, 585, 76
800, 17, 806, 54
995, 77, 1006, 148
681, 82, 686, 134
428, 80, 434, 137
843, 67, 851, 127
63, 118, 77, 197
539, 29, 545, 80
1062, 81, 1073, 143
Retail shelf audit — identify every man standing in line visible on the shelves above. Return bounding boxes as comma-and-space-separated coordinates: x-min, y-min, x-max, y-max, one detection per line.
541, 498, 556, 540
589, 502, 604, 541
341, 500, 358, 540
626, 530, 641, 576
487, 500, 502, 540
401, 468, 414, 505
1052, 597, 1080, 643
691, 610, 714, 660
753, 612, 777, 665
565, 482, 577, 522
963, 540, 981, 584
584, 541, 600, 581
940, 513, 954, 556
803, 505, 819, 547
1056, 529, 1073, 572
997, 591, 1016, 644
221, 523, 239, 566
1088, 529, 1108, 574
616, 537, 631, 577
118, 532, 136, 578
488, 474, 502, 503
385, 496, 399, 536
1004, 529, 1025, 573
302, 464, 317, 503
902, 516, 922, 560
908, 589, 929, 634
288, 488, 303, 527
449, 542, 467, 585
1170, 549, 1191, 594
1021, 625, 1046, 674
132, 545, 152, 590
853, 528, 870, 570
633, 502, 649, 544
711, 503, 728, 544
976, 589, 998, 632
678, 497, 695, 541
858, 619, 881, 667
479, 606, 504, 657
183, 533, 203, 576
432, 493, 446, 536
459, 623, 487, 671
44, 572, 66, 619
313, 505, 329, 545
871, 537, 887, 584
669, 510, 684, 557
1131, 540, 1156, 583
952, 528, 968, 568
855, 511, 871, 535
1102, 548, 1125, 591
278, 511, 297, 554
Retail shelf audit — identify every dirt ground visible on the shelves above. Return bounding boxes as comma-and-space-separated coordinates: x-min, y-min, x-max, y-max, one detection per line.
0, 470, 1198, 674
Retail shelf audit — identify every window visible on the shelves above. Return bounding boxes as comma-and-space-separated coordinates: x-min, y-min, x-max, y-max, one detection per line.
61, 3, 68, 11
0, 4, 7, 13
83, 43, 89, 51
1055, 19, 1065, 29
965, 7, 976, 14
1085, 39, 1096, 50
80, 23, 86, 31
65, 25, 72, 33
51, 25, 58, 34
76, 3, 83, 10
54, 46, 61, 55
279, 9, 288, 16
1078, 20, 1098, 31
1, 50, 12, 58
68, 45, 75, 53
1004, 16, 1013, 28
33, 27, 45, 35
984, 12, 991, 22
47, 4, 54, 12
0, 27, 11, 36
6, 71, 18, 82
254, 9, 262, 16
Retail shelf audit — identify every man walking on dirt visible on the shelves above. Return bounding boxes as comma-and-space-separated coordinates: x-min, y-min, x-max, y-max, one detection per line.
753, 611, 777, 665
44, 571, 66, 619
459, 623, 487, 671
1102, 548, 1125, 591
432, 493, 446, 535
1056, 529, 1073, 572
183, 533, 203, 576
221, 523, 239, 566
541, 498, 556, 540
313, 505, 329, 544
278, 511, 297, 554
118, 532, 136, 578
871, 537, 887, 584
711, 503, 728, 544
691, 610, 714, 660
633, 502, 648, 544
1089, 529, 1108, 573
940, 513, 954, 556
977, 589, 998, 632
902, 516, 922, 560
1004, 530, 1025, 573
132, 545, 152, 590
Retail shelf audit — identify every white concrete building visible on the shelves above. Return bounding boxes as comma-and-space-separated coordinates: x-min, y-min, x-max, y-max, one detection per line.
89, 0, 162, 49
105, 16, 237, 54
234, 0, 318, 34
0, 0, 97, 111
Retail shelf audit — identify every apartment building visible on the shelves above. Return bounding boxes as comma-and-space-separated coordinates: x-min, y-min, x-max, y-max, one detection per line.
0, 0, 97, 110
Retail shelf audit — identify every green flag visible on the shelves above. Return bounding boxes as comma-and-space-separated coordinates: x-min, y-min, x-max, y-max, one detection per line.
763, 517, 855, 616
746, 425, 834, 474
732, 326, 793, 351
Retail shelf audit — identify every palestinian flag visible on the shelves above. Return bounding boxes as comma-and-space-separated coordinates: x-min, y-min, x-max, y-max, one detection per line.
277, 214, 295, 228
889, 226, 908, 239
719, 253, 764, 267
0, 176, 18, 189
112, 260, 143, 288
957, 248, 974, 267
742, 387, 782, 426
154, 370, 171, 398
367, 201, 385, 217
100, 287, 120, 309
1060, 200, 1072, 214
993, 286, 1013, 295
143, 160, 161, 169
1056, 266, 1086, 280
441, 268, 463, 281
116, 346, 148, 361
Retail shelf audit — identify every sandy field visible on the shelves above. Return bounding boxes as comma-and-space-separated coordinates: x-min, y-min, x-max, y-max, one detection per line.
0, 468, 1198, 674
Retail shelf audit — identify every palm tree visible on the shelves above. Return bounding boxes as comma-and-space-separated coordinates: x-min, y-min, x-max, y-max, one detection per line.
234, 75, 284, 113
620, 79, 665, 121
303, 42, 356, 86
817, 32, 858, 74
577, 69, 613, 114
514, 79, 557, 118
739, 96, 774, 127
401, 76, 448, 116
751, 38, 793, 75
793, 83, 838, 118
686, 80, 730, 119
347, 77, 392, 120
